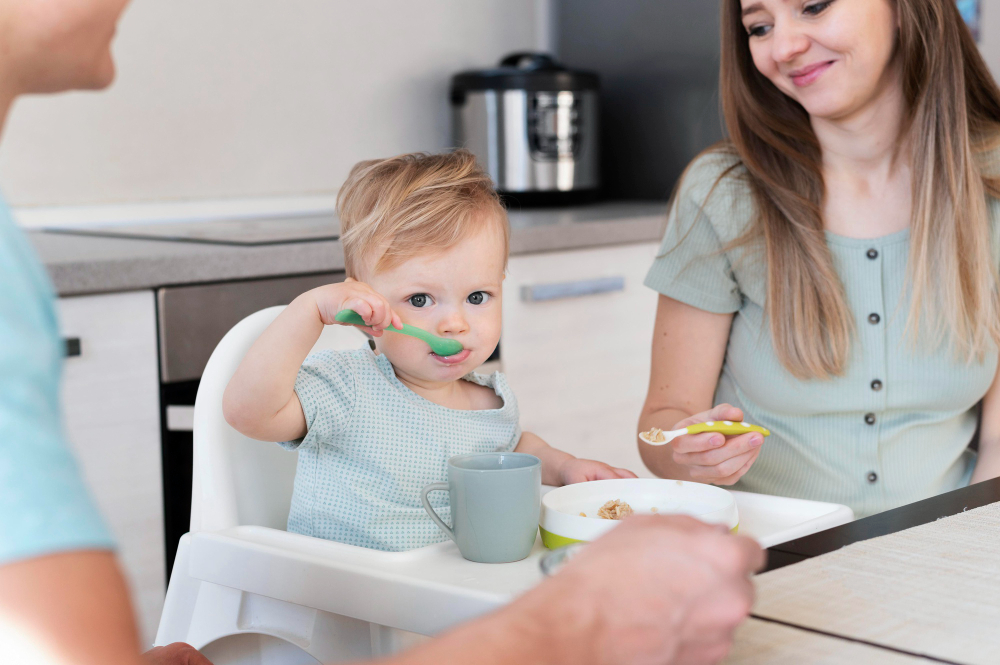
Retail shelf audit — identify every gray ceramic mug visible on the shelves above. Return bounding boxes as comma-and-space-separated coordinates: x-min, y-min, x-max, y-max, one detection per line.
421, 452, 541, 563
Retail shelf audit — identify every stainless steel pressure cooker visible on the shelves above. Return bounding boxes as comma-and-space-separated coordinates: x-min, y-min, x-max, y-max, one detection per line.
451, 52, 600, 206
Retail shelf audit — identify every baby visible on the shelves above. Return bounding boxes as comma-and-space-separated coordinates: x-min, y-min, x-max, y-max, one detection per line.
223, 150, 635, 551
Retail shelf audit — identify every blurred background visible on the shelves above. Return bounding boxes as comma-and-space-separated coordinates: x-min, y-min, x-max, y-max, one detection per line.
8, 0, 995, 222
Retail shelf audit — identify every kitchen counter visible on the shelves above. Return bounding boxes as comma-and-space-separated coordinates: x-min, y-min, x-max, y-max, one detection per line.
28, 201, 667, 296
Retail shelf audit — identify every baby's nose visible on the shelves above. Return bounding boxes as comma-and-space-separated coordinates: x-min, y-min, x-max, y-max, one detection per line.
438, 310, 469, 335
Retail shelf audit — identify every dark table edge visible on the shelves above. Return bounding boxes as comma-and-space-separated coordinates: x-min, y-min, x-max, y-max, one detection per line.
764, 476, 1000, 571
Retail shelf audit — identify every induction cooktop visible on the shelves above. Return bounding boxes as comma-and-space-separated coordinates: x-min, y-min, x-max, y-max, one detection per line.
43, 213, 340, 246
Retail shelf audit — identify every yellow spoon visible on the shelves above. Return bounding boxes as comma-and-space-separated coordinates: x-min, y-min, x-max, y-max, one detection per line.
639, 421, 770, 446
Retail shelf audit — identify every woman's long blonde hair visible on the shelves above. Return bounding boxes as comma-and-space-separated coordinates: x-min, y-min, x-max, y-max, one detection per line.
717, 0, 1000, 379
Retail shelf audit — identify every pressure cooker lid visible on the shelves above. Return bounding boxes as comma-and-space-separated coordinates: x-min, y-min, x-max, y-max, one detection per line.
451, 52, 599, 95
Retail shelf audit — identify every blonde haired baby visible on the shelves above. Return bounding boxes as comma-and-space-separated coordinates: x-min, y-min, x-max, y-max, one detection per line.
223, 150, 635, 551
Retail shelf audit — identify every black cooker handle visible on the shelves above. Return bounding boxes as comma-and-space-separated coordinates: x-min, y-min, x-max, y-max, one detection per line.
499, 52, 559, 70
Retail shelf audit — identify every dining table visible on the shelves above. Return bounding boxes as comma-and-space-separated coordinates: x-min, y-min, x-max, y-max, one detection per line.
727, 476, 1000, 664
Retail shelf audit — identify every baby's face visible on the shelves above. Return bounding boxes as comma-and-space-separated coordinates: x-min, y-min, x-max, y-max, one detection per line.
365, 226, 505, 384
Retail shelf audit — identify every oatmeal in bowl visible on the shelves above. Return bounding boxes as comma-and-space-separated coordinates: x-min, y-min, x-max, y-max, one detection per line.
539, 479, 739, 548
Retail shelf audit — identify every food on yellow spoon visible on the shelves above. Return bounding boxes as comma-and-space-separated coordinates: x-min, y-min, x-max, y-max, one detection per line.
641, 427, 667, 443
597, 499, 633, 520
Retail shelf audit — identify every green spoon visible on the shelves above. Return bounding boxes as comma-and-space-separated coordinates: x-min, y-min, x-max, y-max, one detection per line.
335, 309, 465, 357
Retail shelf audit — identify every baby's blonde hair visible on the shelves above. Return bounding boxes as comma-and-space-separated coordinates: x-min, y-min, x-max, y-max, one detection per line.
337, 149, 509, 278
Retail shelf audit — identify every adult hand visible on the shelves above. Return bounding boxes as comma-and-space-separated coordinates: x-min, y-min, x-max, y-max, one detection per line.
382, 515, 763, 665
143, 643, 214, 665
529, 515, 764, 665
665, 404, 764, 485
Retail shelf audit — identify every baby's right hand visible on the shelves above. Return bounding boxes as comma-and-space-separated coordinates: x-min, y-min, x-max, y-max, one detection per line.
667, 404, 764, 486
312, 278, 403, 337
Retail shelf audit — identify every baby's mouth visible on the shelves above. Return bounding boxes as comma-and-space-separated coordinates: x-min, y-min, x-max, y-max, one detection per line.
430, 349, 472, 365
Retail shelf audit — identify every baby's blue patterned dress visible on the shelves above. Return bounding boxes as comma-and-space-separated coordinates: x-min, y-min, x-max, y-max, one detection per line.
279, 348, 521, 551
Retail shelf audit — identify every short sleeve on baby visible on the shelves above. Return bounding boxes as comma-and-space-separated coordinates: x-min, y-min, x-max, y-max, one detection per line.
281, 350, 357, 451
644, 152, 748, 314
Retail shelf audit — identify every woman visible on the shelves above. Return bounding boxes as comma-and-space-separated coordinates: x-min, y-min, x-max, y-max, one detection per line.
639, 0, 1000, 517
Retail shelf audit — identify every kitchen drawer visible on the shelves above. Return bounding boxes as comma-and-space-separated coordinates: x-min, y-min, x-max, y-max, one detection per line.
58, 291, 164, 645
502, 243, 660, 476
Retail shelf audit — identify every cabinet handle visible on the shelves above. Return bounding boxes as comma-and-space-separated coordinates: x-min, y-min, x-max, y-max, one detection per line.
520, 276, 625, 302
64, 337, 82, 357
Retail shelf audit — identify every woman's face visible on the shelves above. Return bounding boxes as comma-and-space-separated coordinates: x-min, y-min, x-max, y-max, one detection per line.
739, 0, 898, 122
0, 0, 130, 94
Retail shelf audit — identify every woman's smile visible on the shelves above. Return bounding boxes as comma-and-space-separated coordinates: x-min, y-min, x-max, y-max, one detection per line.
788, 60, 834, 87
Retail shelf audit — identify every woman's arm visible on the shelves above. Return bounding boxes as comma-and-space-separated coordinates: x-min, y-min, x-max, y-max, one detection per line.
223, 280, 401, 442
972, 364, 1000, 484
638, 295, 763, 485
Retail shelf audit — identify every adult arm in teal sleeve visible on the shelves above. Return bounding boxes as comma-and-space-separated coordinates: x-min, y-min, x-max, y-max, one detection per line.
0, 206, 114, 564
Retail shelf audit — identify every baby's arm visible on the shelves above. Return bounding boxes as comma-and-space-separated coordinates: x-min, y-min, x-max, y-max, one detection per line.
515, 432, 637, 486
223, 279, 401, 442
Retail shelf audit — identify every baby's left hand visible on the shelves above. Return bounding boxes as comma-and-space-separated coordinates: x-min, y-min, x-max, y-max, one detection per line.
558, 458, 638, 485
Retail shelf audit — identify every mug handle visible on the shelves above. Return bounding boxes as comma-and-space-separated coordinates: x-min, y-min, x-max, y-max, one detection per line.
420, 482, 456, 543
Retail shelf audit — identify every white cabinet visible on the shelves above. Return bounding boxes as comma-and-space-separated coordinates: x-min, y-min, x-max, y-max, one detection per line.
502, 243, 660, 477
58, 291, 164, 645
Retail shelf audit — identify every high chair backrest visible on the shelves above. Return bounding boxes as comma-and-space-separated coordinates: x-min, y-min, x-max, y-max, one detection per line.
190, 305, 369, 532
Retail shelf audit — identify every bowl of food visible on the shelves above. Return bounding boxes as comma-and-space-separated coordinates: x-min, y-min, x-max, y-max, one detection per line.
539, 478, 739, 549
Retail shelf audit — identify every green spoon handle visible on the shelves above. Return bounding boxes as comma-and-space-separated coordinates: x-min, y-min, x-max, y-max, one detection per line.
333, 309, 464, 356
397, 322, 435, 344
335, 308, 405, 332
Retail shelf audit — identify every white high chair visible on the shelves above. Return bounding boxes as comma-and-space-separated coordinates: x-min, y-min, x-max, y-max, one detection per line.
154, 306, 428, 664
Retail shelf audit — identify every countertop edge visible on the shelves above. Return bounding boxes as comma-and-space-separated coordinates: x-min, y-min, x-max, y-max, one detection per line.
34, 204, 668, 297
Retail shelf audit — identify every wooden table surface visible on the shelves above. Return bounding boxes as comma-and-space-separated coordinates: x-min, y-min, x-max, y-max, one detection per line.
765, 476, 1000, 571
730, 477, 1000, 664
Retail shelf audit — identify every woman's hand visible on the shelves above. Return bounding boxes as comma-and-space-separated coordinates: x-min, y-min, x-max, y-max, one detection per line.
664, 404, 764, 486
558, 458, 637, 485
313, 278, 403, 336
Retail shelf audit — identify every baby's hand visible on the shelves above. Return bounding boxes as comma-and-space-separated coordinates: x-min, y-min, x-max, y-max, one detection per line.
312, 278, 403, 337
558, 458, 637, 485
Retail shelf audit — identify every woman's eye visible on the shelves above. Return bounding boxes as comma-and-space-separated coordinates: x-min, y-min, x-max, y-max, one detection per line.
747, 24, 771, 38
803, 1, 832, 16
408, 294, 431, 308
467, 291, 490, 305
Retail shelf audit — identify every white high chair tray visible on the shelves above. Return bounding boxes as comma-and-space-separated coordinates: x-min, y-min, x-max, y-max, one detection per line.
186, 490, 852, 637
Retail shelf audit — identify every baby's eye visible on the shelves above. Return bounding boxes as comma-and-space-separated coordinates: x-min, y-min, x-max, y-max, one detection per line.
467, 291, 490, 305
408, 294, 432, 308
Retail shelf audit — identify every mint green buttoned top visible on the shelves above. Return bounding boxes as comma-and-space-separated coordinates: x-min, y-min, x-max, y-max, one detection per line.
644, 152, 999, 518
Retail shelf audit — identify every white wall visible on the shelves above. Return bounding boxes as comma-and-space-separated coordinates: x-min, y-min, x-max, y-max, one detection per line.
0, 0, 540, 208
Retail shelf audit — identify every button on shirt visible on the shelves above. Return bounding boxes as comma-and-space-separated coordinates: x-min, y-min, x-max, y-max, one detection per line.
644, 152, 996, 517
0, 194, 113, 563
